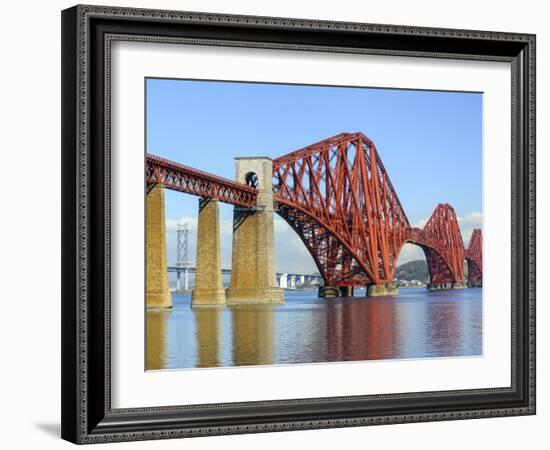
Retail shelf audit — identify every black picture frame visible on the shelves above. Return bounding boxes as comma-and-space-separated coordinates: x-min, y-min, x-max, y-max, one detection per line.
61, 4, 536, 444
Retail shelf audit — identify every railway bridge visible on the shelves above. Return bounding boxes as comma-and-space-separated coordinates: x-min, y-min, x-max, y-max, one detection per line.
146, 132, 482, 308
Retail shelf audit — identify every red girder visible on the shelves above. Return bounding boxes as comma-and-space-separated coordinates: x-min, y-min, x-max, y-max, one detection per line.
465, 228, 483, 286
406, 204, 466, 286
146, 153, 258, 207
273, 132, 410, 286
147, 132, 482, 289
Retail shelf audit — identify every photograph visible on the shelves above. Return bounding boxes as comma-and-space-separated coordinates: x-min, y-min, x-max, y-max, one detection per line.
145, 78, 484, 370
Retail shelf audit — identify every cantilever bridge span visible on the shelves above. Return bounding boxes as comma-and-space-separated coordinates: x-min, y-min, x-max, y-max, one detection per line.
146, 132, 482, 300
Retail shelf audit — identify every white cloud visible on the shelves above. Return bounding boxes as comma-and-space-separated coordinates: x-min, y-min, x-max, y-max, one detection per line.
414, 217, 428, 228
457, 211, 482, 224
165, 216, 197, 232
273, 217, 318, 273
457, 211, 482, 246
396, 243, 425, 265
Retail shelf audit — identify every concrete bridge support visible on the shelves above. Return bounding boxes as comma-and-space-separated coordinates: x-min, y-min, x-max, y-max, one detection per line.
176, 268, 190, 292
226, 157, 284, 305
146, 184, 172, 309
318, 286, 354, 298
191, 198, 226, 306
289, 275, 296, 289
183, 269, 189, 291
427, 281, 467, 291
367, 282, 398, 297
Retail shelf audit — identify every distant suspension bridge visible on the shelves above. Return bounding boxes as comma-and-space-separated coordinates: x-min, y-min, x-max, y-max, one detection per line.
168, 222, 322, 291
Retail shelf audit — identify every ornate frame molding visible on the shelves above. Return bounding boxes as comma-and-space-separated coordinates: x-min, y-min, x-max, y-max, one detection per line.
61, 5, 535, 444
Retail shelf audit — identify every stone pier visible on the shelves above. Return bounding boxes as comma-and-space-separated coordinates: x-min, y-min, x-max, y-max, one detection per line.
452, 281, 468, 289
226, 157, 284, 305
191, 198, 226, 306
318, 286, 354, 298
367, 282, 399, 297
427, 281, 467, 291
146, 184, 172, 309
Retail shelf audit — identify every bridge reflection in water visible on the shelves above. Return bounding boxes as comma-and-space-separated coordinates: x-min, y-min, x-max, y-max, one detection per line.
146, 289, 482, 370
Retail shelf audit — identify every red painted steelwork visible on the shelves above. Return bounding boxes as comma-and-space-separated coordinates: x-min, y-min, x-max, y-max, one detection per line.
147, 132, 482, 289
465, 228, 483, 286
272, 132, 410, 286
146, 154, 258, 207
406, 204, 466, 286
272, 133, 477, 287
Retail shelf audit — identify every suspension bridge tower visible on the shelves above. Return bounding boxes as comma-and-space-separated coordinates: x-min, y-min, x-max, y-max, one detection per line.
175, 222, 191, 292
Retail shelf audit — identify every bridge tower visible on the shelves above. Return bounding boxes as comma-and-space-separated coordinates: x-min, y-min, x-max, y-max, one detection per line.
226, 157, 284, 305
146, 184, 172, 308
191, 198, 226, 306
175, 222, 191, 291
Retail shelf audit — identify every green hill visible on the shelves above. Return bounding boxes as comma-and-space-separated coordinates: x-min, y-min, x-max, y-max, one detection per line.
394, 260, 428, 282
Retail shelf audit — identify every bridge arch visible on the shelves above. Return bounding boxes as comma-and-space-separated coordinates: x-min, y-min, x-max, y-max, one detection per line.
465, 257, 482, 287
465, 228, 483, 287
396, 204, 467, 288
396, 237, 457, 289
275, 199, 377, 286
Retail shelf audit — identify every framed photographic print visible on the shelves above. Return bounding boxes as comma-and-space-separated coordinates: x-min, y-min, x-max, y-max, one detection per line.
61, 4, 536, 444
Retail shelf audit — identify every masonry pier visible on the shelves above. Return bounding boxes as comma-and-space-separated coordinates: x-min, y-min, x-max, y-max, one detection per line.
318, 286, 354, 298
427, 280, 467, 291
226, 157, 284, 305
367, 282, 399, 297
191, 198, 226, 306
146, 184, 172, 309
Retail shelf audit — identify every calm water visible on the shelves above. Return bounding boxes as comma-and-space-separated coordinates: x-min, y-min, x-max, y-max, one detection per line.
146, 288, 482, 370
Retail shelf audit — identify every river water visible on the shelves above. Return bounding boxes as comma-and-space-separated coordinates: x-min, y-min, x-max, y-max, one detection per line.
146, 288, 482, 370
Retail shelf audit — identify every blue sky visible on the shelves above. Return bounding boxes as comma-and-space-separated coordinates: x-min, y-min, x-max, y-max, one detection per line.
146, 78, 482, 274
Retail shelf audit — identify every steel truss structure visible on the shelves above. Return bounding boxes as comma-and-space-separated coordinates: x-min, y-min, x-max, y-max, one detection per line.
146, 153, 258, 207
273, 132, 409, 286
407, 204, 466, 286
147, 132, 482, 288
465, 228, 483, 286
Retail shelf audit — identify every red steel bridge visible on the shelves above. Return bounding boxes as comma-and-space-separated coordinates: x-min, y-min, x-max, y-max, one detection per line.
146, 132, 482, 290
